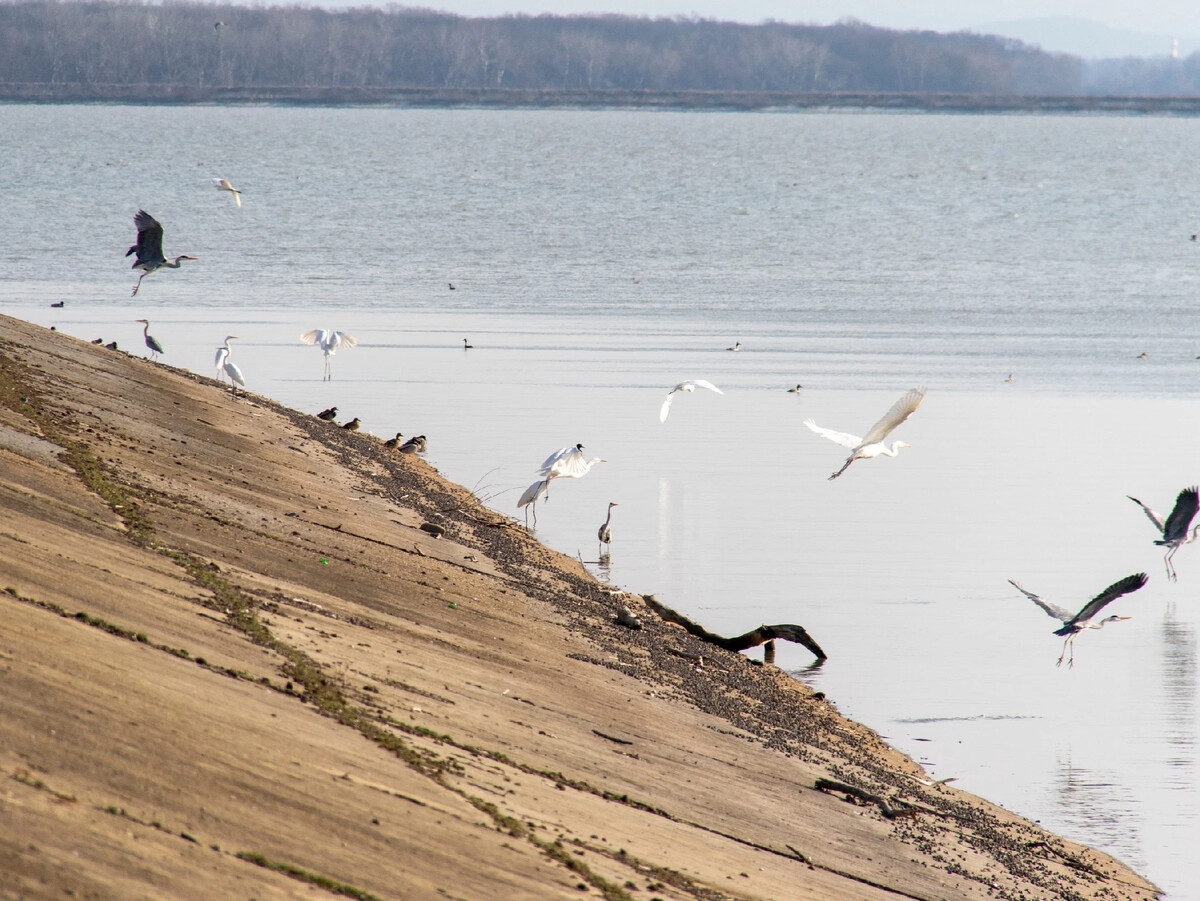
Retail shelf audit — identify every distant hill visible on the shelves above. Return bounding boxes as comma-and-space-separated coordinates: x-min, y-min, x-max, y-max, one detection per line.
974, 16, 1200, 59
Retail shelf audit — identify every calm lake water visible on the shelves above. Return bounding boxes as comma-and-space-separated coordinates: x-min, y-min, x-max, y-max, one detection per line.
3, 104, 1199, 897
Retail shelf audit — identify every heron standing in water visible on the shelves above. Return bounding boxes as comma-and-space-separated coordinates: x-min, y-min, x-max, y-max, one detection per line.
126, 210, 197, 296
598, 502, 618, 555
136, 319, 164, 360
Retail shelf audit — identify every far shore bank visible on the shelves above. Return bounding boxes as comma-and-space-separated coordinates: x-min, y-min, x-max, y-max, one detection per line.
5, 83, 1200, 113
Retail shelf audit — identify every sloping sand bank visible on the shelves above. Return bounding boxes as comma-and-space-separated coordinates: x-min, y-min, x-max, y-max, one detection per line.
0, 315, 1158, 901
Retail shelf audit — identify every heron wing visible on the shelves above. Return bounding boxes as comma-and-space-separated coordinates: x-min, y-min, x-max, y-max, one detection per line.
1008, 579, 1075, 622
1162, 487, 1199, 542
517, 478, 549, 508
803, 419, 861, 449
300, 329, 327, 347
1127, 495, 1165, 533
860, 386, 926, 447
131, 210, 165, 266
1069, 573, 1148, 624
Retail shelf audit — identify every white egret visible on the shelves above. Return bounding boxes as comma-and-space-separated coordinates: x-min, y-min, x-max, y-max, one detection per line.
1128, 486, 1200, 581
517, 478, 550, 525
215, 335, 238, 381
300, 329, 358, 381
659, 380, 724, 423
538, 443, 605, 482
217, 336, 245, 396
1008, 573, 1147, 668
598, 502, 618, 554
211, 177, 242, 207
804, 386, 926, 480
135, 319, 164, 360
126, 210, 198, 296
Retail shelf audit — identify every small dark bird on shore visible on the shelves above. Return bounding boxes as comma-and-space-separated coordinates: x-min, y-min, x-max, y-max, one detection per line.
316, 406, 338, 421
341, 417, 361, 431
91, 338, 103, 345
399, 435, 426, 454
50, 301, 64, 308
104, 341, 119, 350
384, 432, 404, 448
463, 338, 473, 349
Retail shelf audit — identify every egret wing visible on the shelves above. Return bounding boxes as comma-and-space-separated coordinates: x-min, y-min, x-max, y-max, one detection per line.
803, 419, 861, 450
1162, 487, 1199, 542
517, 478, 549, 509
1008, 579, 1074, 622
1127, 495, 1165, 533
689, 379, 724, 395
332, 331, 358, 350
300, 329, 327, 347
1069, 573, 1148, 624
659, 393, 675, 423
860, 386, 926, 446
548, 447, 592, 478
223, 361, 246, 386
538, 445, 580, 476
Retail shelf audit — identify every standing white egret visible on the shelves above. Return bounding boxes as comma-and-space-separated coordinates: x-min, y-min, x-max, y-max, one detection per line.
135, 319, 164, 360
804, 386, 926, 480
659, 380, 724, 423
598, 502, 618, 554
126, 210, 198, 296
218, 336, 246, 396
300, 329, 358, 380
211, 177, 242, 207
517, 478, 549, 526
1008, 573, 1148, 668
215, 335, 238, 382
1128, 486, 1200, 581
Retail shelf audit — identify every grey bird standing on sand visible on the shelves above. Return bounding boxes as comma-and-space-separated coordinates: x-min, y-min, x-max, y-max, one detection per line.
598, 502, 618, 555
1008, 573, 1148, 668
1128, 486, 1200, 582
341, 417, 360, 431
136, 319, 164, 360
126, 210, 198, 296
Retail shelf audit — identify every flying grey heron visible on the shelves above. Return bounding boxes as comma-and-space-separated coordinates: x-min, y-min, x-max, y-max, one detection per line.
1008, 572, 1148, 668
126, 210, 197, 296
136, 319, 164, 360
659, 380, 724, 423
211, 177, 242, 207
804, 386, 926, 480
598, 502, 618, 554
300, 329, 358, 380
1128, 486, 1200, 581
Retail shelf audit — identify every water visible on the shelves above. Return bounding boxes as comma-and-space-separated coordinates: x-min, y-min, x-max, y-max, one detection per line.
3, 104, 1199, 897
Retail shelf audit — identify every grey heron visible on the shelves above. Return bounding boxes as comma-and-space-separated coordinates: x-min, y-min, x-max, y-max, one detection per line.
126, 210, 197, 296
136, 319, 164, 360
598, 502, 618, 554
1009, 573, 1148, 668
1129, 486, 1200, 581
659, 380, 724, 423
300, 329, 358, 381
804, 386, 926, 480
211, 177, 242, 207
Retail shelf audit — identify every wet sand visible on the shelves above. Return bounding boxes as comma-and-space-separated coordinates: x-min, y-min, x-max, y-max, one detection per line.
0, 314, 1159, 901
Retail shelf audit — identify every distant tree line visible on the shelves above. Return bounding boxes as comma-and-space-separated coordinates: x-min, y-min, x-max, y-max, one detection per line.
0, 0, 1196, 97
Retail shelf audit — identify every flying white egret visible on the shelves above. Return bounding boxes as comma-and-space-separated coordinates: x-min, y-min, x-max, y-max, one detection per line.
1008, 573, 1148, 668
659, 380, 724, 423
211, 177, 242, 207
135, 319, 164, 360
598, 502, 618, 554
1128, 486, 1200, 581
537, 443, 606, 482
218, 336, 245, 396
804, 386, 926, 480
300, 329, 358, 381
126, 210, 198, 296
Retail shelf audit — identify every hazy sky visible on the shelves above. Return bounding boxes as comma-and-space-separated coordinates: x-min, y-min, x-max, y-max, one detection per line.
372, 2, 1199, 36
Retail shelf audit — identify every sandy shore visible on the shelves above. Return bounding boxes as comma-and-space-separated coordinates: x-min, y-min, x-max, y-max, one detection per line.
0, 314, 1159, 901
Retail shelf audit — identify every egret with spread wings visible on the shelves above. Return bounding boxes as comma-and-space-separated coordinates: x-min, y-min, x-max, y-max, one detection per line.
1008, 573, 1148, 668
804, 386, 926, 480
659, 380, 724, 423
1128, 486, 1200, 582
300, 329, 358, 381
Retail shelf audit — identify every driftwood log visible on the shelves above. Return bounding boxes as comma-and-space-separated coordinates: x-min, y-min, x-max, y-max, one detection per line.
641, 594, 827, 661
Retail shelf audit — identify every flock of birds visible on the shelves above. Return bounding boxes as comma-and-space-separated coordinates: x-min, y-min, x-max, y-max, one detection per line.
115, 199, 1193, 667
